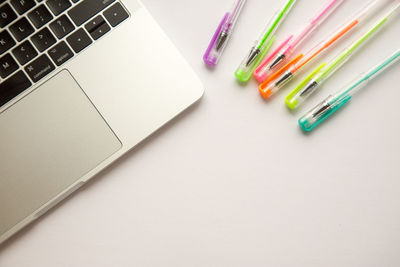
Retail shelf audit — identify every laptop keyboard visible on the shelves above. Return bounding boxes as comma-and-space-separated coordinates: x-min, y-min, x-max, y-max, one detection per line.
0, 0, 130, 108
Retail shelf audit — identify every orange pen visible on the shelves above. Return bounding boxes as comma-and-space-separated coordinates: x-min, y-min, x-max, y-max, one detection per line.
259, 0, 385, 99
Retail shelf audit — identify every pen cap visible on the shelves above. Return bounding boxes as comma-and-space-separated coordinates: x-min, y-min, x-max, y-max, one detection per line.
235, 36, 276, 82
298, 94, 352, 131
203, 13, 230, 66
285, 63, 327, 110
259, 54, 303, 98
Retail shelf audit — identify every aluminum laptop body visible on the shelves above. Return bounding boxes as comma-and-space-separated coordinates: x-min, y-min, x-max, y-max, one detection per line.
0, 0, 204, 244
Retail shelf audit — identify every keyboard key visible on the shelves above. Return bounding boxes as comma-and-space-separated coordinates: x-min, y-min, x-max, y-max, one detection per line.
0, 4, 18, 28
31, 27, 56, 52
66, 28, 92, 53
25, 54, 55, 82
71, 0, 79, 3
46, 0, 71, 16
68, 0, 115, 26
103, 2, 129, 27
28, 4, 53, 29
0, 31, 16, 56
48, 41, 73, 66
84, 15, 104, 32
49, 15, 75, 39
12, 41, 38, 65
88, 21, 110, 40
0, 54, 19, 79
9, 17, 35, 42
11, 0, 36, 15
0, 71, 32, 108
85, 16, 110, 40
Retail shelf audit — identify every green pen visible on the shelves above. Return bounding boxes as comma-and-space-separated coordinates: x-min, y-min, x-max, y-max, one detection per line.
235, 0, 297, 83
286, 2, 400, 110
299, 48, 400, 132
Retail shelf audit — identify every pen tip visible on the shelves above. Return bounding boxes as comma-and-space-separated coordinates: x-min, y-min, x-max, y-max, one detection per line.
246, 48, 261, 67
216, 32, 228, 51
269, 54, 286, 70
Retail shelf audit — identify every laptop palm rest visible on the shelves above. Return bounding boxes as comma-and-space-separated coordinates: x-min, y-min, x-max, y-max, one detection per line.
0, 70, 121, 237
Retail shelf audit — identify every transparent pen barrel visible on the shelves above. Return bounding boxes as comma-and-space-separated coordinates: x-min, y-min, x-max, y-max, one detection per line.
224, 0, 247, 32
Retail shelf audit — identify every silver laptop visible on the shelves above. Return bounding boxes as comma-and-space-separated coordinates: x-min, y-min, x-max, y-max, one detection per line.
0, 0, 203, 244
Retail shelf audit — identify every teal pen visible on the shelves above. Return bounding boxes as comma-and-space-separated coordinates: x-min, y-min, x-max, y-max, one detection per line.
299, 49, 400, 132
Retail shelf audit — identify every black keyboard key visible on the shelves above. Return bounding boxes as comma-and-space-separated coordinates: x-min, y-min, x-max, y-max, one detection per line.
85, 16, 110, 40
46, 0, 71, 16
10, 0, 36, 15
0, 71, 32, 107
0, 0, 6, 4
31, 27, 56, 52
71, 0, 79, 3
66, 28, 92, 53
103, 2, 129, 27
0, 31, 16, 55
12, 41, 38, 65
0, 53, 19, 78
25, 54, 55, 82
84, 15, 104, 32
28, 4, 53, 29
48, 41, 73, 66
68, 0, 115, 26
88, 21, 110, 40
9, 17, 35, 42
49, 15, 75, 39
0, 4, 18, 28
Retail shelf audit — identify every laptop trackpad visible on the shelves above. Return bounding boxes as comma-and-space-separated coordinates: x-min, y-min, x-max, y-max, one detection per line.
0, 70, 122, 236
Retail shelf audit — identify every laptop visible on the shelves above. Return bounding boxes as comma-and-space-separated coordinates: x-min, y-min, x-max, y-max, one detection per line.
0, 0, 204, 244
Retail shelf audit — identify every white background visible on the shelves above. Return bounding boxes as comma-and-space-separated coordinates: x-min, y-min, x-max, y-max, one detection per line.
1, 0, 400, 266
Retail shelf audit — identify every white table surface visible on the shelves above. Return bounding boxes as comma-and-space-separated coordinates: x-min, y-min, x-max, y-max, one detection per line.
1, 0, 400, 266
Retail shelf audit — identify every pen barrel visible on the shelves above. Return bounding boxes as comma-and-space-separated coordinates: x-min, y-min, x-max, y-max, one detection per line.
291, 0, 344, 51
352, 0, 382, 23
310, 0, 344, 24
338, 49, 400, 98
258, 0, 297, 45
224, 0, 247, 32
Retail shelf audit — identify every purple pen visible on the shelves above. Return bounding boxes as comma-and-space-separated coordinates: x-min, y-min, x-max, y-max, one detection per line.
204, 0, 247, 66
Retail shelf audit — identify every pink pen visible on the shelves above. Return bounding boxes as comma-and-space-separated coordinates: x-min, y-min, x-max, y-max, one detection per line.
254, 0, 344, 83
